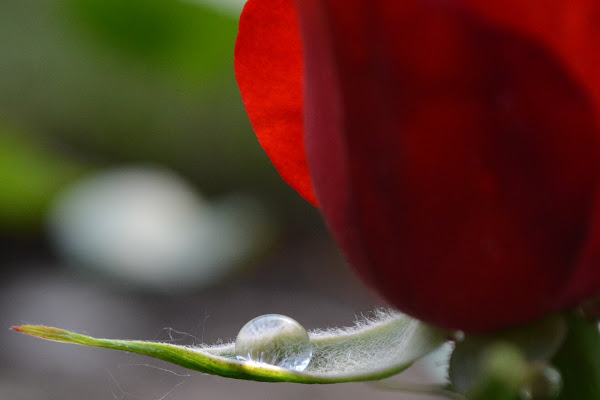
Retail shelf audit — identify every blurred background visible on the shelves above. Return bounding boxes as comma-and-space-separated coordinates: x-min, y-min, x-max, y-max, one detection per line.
0, 1, 444, 398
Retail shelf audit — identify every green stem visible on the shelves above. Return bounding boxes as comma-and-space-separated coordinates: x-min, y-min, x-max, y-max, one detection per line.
552, 313, 600, 399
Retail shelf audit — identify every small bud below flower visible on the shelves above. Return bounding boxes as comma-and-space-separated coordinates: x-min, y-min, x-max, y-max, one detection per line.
520, 363, 562, 400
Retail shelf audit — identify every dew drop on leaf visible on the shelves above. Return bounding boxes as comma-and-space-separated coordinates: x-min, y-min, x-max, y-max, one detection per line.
235, 314, 313, 372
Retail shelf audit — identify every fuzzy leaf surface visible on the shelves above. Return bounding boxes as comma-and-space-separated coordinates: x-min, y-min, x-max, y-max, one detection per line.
13, 310, 445, 384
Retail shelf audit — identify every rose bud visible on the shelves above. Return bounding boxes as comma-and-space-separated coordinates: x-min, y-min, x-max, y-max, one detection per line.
235, 0, 600, 332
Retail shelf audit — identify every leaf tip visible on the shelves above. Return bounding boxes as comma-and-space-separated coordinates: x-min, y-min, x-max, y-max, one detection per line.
11, 325, 42, 336
10, 325, 68, 340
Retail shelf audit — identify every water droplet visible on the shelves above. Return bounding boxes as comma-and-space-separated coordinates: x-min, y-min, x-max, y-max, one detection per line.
235, 314, 312, 372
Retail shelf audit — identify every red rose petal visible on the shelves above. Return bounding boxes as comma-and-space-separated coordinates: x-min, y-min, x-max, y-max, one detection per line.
461, 0, 600, 310
235, 0, 317, 206
463, 0, 600, 108
297, 0, 600, 331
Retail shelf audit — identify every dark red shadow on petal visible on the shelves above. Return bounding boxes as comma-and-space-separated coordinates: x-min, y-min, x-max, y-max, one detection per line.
462, 0, 600, 310
299, 0, 600, 332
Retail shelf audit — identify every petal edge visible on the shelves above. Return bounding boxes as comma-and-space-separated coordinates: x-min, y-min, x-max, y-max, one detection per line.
235, 0, 317, 206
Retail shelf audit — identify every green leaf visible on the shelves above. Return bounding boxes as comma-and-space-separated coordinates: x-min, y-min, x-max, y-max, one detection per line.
12, 310, 446, 384
552, 313, 600, 400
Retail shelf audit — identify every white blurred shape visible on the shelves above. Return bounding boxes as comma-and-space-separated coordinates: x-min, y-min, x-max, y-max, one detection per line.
184, 0, 247, 16
413, 341, 454, 384
48, 166, 273, 291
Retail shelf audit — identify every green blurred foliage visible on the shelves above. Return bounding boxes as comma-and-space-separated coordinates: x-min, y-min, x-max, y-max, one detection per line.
0, 0, 280, 194
64, 0, 237, 82
0, 125, 85, 233
0, 0, 316, 232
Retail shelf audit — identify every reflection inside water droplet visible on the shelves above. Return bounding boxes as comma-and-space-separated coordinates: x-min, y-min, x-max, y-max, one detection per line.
235, 314, 312, 372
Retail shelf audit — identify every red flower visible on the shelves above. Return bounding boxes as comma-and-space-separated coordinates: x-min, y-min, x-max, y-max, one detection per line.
235, 0, 600, 332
